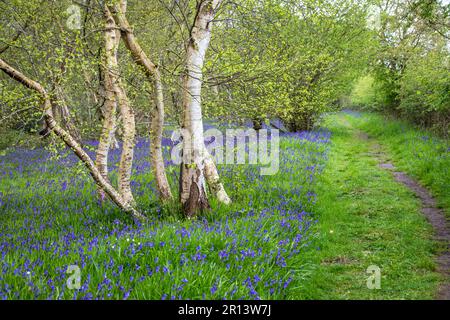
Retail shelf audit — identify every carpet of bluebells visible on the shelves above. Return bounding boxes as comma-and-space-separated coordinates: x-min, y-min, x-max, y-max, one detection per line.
0, 125, 331, 300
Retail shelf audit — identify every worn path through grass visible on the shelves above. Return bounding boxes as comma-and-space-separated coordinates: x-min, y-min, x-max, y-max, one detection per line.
293, 112, 443, 299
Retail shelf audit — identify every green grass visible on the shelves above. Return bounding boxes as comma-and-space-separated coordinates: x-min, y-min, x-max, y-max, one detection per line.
0, 111, 446, 299
291, 112, 442, 299
348, 112, 449, 215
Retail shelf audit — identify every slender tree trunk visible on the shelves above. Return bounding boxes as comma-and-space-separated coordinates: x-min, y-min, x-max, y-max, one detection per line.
115, 80, 135, 205
86, 68, 120, 151
95, 72, 117, 184
0, 57, 145, 222
95, 71, 117, 198
104, 6, 136, 206
180, 0, 222, 217
110, 121, 120, 150
95, 7, 120, 200
150, 72, 173, 200
112, 0, 173, 201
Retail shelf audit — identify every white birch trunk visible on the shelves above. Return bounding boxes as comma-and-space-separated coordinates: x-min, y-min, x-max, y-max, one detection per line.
180, 0, 222, 217
115, 79, 135, 205
95, 9, 120, 200
104, 6, 136, 206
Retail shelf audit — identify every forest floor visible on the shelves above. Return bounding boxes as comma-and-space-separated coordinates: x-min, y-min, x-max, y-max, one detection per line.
0, 111, 448, 300
292, 112, 449, 299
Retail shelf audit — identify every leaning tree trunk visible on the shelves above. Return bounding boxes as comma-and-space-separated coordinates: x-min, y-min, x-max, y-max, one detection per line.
95, 8, 120, 200
111, 0, 173, 201
0, 57, 145, 222
179, 0, 222, 217
104, 6, 136, 206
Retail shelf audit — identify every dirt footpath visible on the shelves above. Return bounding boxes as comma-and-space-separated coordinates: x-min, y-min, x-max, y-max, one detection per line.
359, 130, 450, 300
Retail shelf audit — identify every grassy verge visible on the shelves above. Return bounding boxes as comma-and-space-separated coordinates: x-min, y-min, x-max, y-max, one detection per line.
291, 112, 441, 299
347, 112, 449, 215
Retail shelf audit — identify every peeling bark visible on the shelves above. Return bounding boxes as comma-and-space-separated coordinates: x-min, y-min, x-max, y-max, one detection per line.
0, 57, 145, 222
116, 83, 135, 205
95, 9, 120, 201
112, 0, 173, 201
182, 167, 210, 218
104, 6, 136, 206
82, 65, 119, 148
